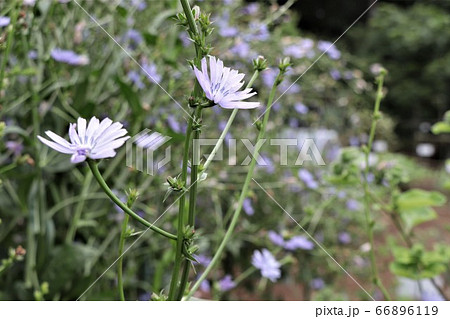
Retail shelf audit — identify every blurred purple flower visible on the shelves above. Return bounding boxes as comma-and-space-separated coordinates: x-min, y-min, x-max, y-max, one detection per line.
298, 169, 319, 189
199, 278, 211, 293
244, 22, 269, 42
349, 136, 359, 146
289, 118, 299, 128
218, 275, 236, 292
317, 41, 341, 60
131, 0, 147, 11
142, 62, 161, 84
284, 235, 314, 251
268, 231, 285, 247
194, 254, 212, 267
421, 291, 445, 301
310, 278, 325, 290
251, 249, 281, 282
330, 69, 341, 80
167, 115, 182, 133
243, 198, 254, 216
0, 16, 10, 28
124, 29, 143, 48
217, 12, 238, 38
24, 0, 37, 6
128, 70, 144, 90
6, 141, 24, 157
28, 50, 38, 60
242, 3, 259, 15
346, 199, 361, 212
230, 42, 251, 58
138, 292, 151, 301
338, 232, 352, 244
262, 68, 277, 88
50, 48, 89, 66
294, 102, 309, 114
283, 39, 314, 59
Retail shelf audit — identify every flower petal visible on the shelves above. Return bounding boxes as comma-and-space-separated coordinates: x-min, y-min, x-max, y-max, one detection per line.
38, 136, 74, 154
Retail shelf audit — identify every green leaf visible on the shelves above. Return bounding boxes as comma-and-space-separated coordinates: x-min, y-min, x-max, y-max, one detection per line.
396, 189, 446, 210
400, 206, 437, 232
431, 121, 450, 134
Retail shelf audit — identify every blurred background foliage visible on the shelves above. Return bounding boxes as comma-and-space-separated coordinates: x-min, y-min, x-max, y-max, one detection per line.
0, 0, 449, 301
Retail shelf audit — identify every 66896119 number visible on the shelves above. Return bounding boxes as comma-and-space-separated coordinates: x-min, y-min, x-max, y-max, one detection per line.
375, 306, 438, 316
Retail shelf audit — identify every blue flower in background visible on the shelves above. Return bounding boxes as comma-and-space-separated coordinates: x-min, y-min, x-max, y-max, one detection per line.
338, 232, 352, 244
28, 50, 38, 60
284, 235, 314, 251
310, 278, 325, 290
194, 254, 212, 267
128, 70, 145, 90
317, 40, 341, 60
218, 275, 236, 292
243, 198, 254, 216
346, 199, 361, 211
268, 231, 285, 247
50, 48, 89, 66
142, 62, 162, 84
294, 102, 309, 114
252, 249, 281, 282
283, 39, 315, 59
298, 169, 319, 189
230, 42, 251, 58
0, 16, 10, 28
124, 29, 143, 49
330, 69, 341, 80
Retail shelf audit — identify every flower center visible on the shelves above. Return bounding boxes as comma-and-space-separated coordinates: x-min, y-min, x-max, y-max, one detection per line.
76, 147, 91, 156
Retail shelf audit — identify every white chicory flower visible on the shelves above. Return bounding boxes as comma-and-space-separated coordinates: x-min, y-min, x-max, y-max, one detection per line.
38, 117, 130, 163
193, 56, 260, 109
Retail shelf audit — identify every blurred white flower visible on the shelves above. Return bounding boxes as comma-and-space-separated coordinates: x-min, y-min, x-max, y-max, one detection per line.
416, 143, 435, 158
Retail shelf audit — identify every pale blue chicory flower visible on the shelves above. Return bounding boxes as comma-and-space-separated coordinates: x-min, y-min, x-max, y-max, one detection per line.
38, 117, 129, 163
194, 56, 260, 109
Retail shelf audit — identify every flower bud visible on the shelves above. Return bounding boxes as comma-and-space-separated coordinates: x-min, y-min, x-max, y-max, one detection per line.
253, 55, 268, 72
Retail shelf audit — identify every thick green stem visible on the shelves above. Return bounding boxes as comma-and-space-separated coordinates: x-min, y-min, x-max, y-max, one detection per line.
186, 72, 283, 300
362, 72, 391, 301
117, 214, 129, 301
176, 108, 203, 300
168, 109, 196, 300
87, 160, 177, 240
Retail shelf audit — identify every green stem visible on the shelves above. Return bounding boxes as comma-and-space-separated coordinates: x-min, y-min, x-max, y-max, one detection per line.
362, 72, 391, 301
202, 70, 260, 172
176, 108, 203, 300
168, 109, 196, 300
186, 72, 283, 300
118, 214, 130, 301
0, 2, 19, 92
87, 160, 177, 240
